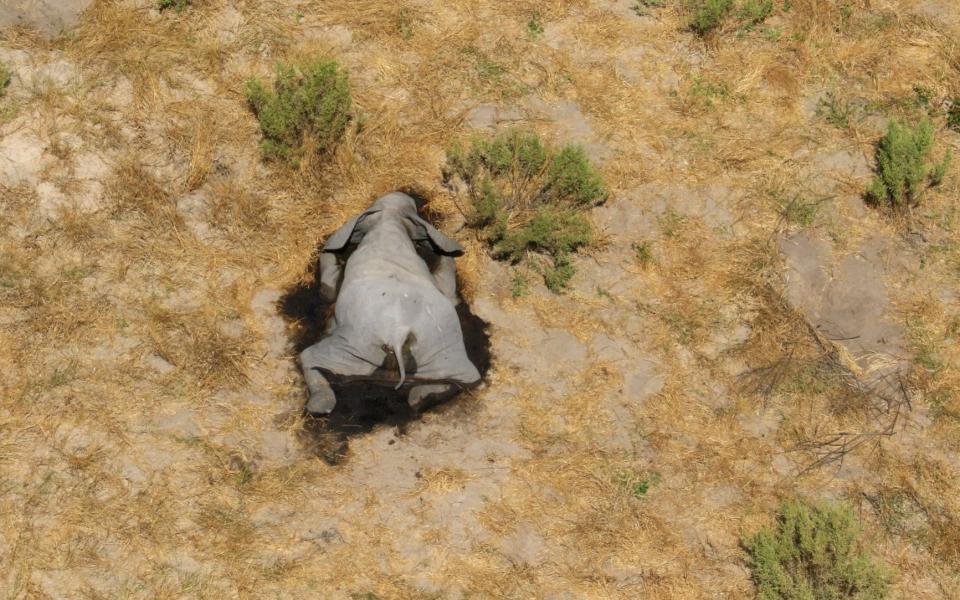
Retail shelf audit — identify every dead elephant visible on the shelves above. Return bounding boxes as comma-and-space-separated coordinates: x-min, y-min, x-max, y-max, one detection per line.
300, 192, 482, 415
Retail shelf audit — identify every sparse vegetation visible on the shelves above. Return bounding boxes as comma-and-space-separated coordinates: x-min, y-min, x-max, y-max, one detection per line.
0, 62, 10, 97
527, 13, 544, 38
445, 129, 607, 291
738, 0, 773, 26
158, 0, 190, 11
633, 0, 666, 15
817, 91, 862, 128
510, 270, 528, 297
690, 0, 734, 34
632, 240, 654, 267
246, 59, 351, 166
866, 120, 951, 212
948, 99, 960, 133
745, 501, 891, 600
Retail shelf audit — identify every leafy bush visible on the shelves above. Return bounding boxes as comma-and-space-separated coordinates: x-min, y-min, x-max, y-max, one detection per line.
445, 129, 607, 292
246, 59, 351, 166
866, 120, 951, 212
158, 0, 190, 11
690, 0, 734, 34
745, 501, 891, 600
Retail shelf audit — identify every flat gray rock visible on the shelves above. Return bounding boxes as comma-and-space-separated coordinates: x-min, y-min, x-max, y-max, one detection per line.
0, 0, 92, 37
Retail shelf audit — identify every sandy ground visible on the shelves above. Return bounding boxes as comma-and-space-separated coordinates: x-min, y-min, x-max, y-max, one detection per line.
2, 0, 960, 598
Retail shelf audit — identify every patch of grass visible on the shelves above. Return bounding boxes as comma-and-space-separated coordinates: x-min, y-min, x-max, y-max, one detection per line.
0, 62, 10, 97
632, 240, 654, 268
817, 91, 863, 128
775, 190, 826, 228
246, 59, 351, 167
510, 270, 528, 298
745, 501, 891, 600
158, 0, 190, 11
912, 84, 934, 110
445, 129, 607, 292
615, 470, 660, 500
658, 208, 688, 237
866, 120, 951, 212
633, 0, 666, 16
738, 0, 773, 26
396, 8, 415, 40
690, 0, 734, 35
527, 13, 544, 38
689, 75, 731, 108
947, 99, 960, 133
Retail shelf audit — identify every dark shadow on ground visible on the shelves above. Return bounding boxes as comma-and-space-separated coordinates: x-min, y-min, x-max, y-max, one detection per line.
277, 230, 491, 465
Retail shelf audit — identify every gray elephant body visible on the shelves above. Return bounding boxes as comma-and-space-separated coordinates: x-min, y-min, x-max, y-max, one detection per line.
300, 192, 481, 414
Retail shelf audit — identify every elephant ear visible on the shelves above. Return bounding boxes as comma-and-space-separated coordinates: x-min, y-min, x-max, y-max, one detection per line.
409, 214, 464, 256
322, 214, 364, 252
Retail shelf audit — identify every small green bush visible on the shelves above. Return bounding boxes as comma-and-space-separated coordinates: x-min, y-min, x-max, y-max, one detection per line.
246, 59, 351, 166
445, 129, 607, 292
866, 120, 951, 211
158, 0, 190, 11
739, 0, 774, 25
745, 501, 891, 600
691, 0, 734, 35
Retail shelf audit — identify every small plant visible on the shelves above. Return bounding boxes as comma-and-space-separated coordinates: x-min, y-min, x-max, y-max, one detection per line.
947, 99, 960, 133
690, 0, 734, 35
745, 501, 891, 600
738, 0, 773, 26
246, 59, 351, 167
633, 0, 666, 16
615, 470, 660, 500
510, 271, 528, 298
527, 13, 544, 38
632, 240, 654, 267
0, 62, 10, 97
445, 129, 607, 292
866, 120, 951, 212
689, 75, 731, 108
396, 8, 415, 39
158, 0, 190, 11
912, 84, 934, 109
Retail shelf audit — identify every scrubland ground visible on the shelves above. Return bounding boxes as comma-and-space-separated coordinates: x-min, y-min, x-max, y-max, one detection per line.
1, 0, 960, 598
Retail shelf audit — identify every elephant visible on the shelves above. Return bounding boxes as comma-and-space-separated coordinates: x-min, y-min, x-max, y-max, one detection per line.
299, 192, 482, 415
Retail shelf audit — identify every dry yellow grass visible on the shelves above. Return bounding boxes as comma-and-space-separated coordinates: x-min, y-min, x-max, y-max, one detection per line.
1, 0, 960, 597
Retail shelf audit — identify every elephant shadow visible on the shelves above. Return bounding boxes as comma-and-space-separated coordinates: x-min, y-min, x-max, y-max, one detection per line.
277, 240, 492, 465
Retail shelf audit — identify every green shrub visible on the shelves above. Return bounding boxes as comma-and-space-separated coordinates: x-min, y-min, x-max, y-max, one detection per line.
690, 0, 734, 35
158, 0, 190, 11
445, 129, 607, 292
738, 0, 773, 25
745, 501, 891, 600
246, 59, 351, 166
866, 120, 951, 211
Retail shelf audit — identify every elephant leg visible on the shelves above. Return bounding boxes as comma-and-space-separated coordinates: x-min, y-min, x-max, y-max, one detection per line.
299, 331, 379, 415
432, 255, 459, 305
407, 383, 456, 411
411, 347, 481, 388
